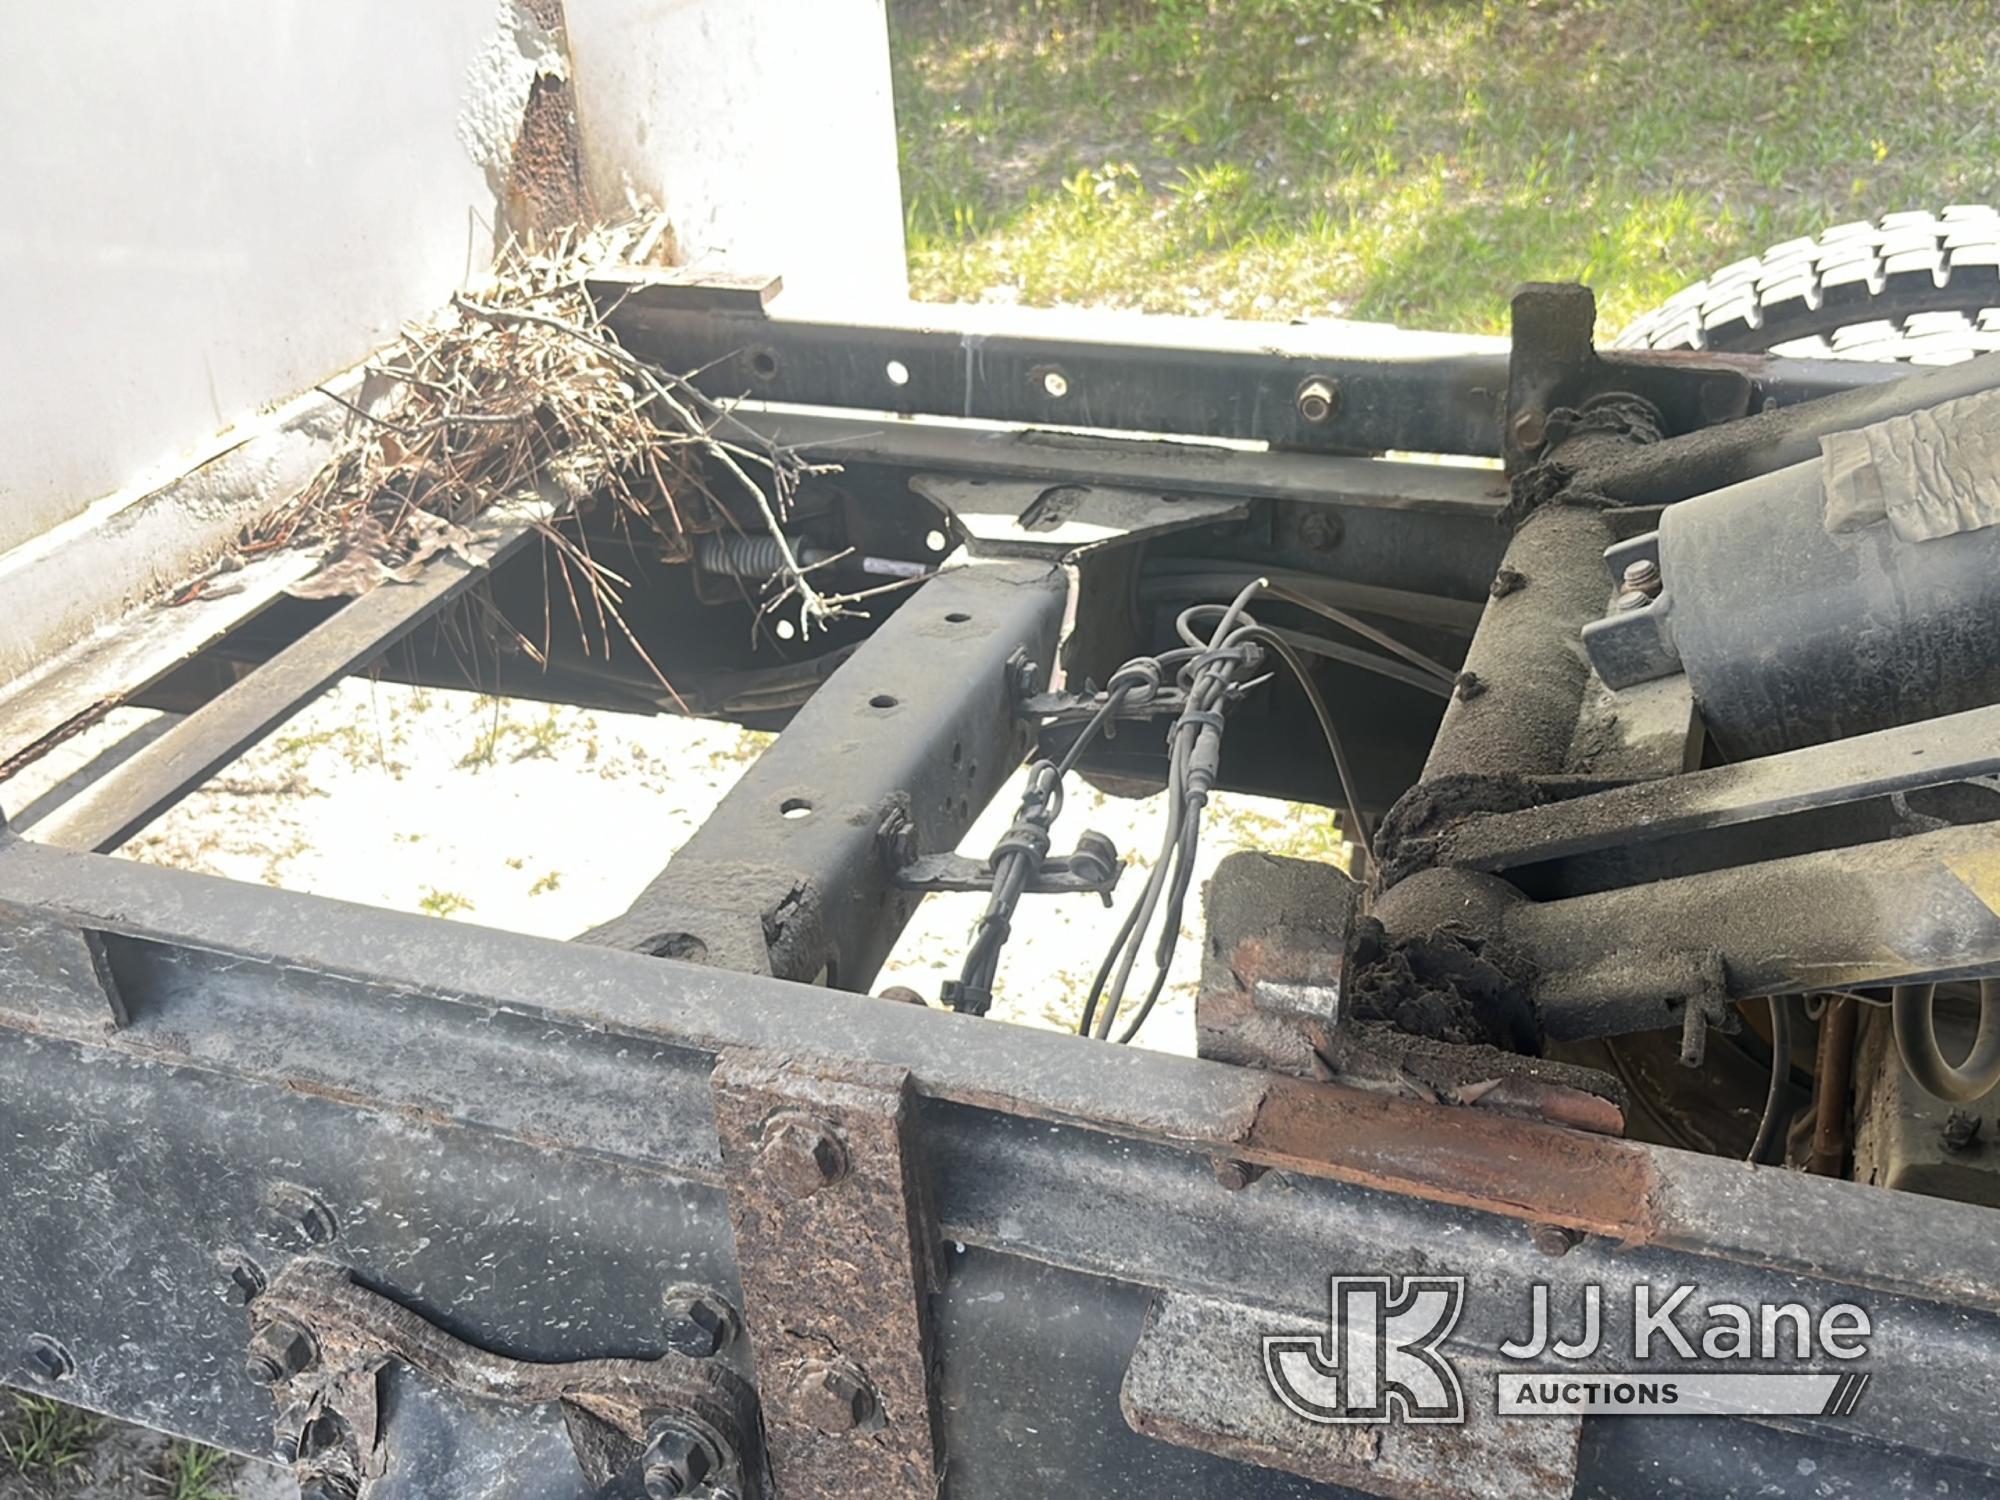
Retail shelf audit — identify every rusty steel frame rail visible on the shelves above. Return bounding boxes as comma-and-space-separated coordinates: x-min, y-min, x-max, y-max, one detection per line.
2, 833, 1999, 1497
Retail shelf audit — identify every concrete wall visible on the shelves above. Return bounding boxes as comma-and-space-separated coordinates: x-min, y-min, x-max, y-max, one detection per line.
0, 0, 907, 563
563, 0, 908, 312
0, 2, 568, 558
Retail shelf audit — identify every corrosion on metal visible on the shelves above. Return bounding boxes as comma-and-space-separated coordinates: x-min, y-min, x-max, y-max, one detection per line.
255, 1260, 761, 1496
712, 1051, 942, 1498
1232, 1071, 1660, 1243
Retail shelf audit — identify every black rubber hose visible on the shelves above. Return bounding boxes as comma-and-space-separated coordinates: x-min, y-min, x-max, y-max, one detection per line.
1748, 995, 1795, 1165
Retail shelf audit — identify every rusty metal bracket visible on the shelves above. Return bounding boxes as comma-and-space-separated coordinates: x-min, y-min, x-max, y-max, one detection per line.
712, 1051, 943, 1499
1197, 851, 1627, 1135
251, 1260, 763, 1499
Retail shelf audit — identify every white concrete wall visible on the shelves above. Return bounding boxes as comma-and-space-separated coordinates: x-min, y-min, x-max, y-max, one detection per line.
0, 0, 906, 568
563, 0, 908, 312
0, 3, 567, 558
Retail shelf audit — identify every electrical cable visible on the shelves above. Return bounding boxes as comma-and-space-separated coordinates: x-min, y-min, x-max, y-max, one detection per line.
1086, 581, 1266, 1042
1257, 579, 1459, 687
946, 656, 1166, 1015
940, 573, 1437, 1044
1748, 994, 1795, 1164
1243, 626, 1374, 859
1257, 624, 1453, 699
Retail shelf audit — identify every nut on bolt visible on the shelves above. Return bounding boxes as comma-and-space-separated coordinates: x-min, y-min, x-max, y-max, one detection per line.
792, 1358, 878, 1434
642, 1419, 715, 1499
758, 1113, 848, 1199
661, 1285, 738, 1358
1621, 556, 1662, 598
1295, 375, 1340, 424
244, 1318, 318, 1386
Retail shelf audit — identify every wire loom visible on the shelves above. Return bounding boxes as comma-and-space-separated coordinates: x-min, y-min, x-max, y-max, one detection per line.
947, 577, 1449, 1043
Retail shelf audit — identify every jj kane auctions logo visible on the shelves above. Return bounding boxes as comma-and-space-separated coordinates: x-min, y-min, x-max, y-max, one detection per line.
1265, 1276, 1873, 1422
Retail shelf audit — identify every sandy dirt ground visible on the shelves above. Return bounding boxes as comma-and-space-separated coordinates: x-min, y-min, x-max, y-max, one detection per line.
10, 679, 1336, 1047
1, 677, 1339, 1497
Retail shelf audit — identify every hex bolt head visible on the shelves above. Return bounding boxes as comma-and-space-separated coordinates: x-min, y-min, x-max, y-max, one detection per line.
1529, 1223, 1584, 1259
1297, 510, 1343, 552
758, 1114, 848, 1200
792, 1359, 878, 1434
642, 1422, 714, 1499
255, 1184, 339, 1250
1010, 656, 1042, 699
1295, 376, 1339, 424
661, 1286, 737, 1359
244, 1319, 318, 1387
1942, 1111, 1983, 1153
1620, 557, 1663, 597
220, 1253, 269, 1306
23, 1334, 74, 1384
1613, 587, 1652, 613
1211, 1158, 1267, 1192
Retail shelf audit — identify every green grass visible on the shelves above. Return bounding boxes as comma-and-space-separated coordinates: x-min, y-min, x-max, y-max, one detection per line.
892, 0, 2000, 334
1, 1393, 100, 1479
158, 1439, 234, 1500
418, 886, 475, 918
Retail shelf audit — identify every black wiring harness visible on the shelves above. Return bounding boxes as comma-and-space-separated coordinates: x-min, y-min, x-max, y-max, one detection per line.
946, 577, 1458, 1042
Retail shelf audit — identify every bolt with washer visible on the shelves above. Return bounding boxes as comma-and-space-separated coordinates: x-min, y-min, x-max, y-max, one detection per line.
1621, 557, 1663, 598
661, 1286, 738, 1358
244, 1319, 318, 1386
1295, 376, 1339, 424
643, 1421, 715, 1499
23, 1335, 74, 1384
758, 1114, 848, 1199
793, 1358, 878, 1434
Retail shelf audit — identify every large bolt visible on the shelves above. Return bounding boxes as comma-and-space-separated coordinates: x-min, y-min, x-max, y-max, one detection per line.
792, 1359, 878, 1434
1295, 376, 1339, 424
1620, 557, 1662, 598
661, 1286, 737, 1359
642, 1421, 714, 1500
244, 1319, 318, 1387
1511, 408, 1547, 450
758, 1114, 848, 1199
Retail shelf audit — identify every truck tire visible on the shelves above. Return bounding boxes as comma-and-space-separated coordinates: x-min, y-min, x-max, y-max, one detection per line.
1613, 207, 2000, 363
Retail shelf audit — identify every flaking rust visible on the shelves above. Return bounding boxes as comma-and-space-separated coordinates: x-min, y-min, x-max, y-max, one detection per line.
713, 1051, 945, 1498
